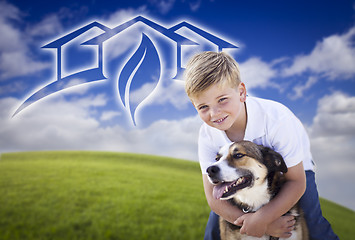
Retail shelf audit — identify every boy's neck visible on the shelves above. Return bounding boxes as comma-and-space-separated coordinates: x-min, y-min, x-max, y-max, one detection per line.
225, 102, 247, 142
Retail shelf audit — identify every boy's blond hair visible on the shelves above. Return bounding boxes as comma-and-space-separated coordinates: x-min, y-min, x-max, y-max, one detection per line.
184, 51, 241, 98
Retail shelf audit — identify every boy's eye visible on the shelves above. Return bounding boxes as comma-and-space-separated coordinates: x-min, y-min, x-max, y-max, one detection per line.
198, 105, 208, 111
218, 97, 227, 103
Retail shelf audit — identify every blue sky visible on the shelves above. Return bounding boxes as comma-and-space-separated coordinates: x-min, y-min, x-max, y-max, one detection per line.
1, 0, 355, 210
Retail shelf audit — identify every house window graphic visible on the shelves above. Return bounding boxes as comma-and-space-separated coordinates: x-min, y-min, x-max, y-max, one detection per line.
14, 16, 237, 125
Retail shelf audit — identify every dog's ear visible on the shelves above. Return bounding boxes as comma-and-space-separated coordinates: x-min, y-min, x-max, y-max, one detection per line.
259, 146, 288, 173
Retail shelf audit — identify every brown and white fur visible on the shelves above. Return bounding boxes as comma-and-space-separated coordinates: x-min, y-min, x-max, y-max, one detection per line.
206, 141, 308, 240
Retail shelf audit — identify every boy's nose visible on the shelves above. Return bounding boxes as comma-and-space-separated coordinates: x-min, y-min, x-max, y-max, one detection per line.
210, 106, 221, 117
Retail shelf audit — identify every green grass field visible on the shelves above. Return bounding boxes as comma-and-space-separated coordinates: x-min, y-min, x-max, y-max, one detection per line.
0, 151, 354, 240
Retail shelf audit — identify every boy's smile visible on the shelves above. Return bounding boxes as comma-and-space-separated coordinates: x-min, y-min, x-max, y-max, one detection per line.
191, 82, 247, 139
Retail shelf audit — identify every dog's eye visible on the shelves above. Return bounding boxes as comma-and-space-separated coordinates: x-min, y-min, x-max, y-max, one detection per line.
233, 153, 244, 159
215, 153, 222, 161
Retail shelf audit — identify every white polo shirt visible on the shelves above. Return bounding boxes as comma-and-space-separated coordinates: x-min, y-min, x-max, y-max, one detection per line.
198, 96, 315, 174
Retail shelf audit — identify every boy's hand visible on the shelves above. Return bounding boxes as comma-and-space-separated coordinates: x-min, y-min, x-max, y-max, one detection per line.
266, 215, 296, 238
235, 214, 296, 238
234, 212, 268, 238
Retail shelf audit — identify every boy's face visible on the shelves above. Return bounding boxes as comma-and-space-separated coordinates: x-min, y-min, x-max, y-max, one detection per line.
190, 82, 247, 132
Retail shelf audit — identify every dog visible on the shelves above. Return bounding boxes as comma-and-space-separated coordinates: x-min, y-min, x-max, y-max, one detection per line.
206, 141, 308, 240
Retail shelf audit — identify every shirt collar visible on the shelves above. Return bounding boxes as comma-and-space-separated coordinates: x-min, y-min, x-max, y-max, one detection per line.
244, 96, 266, 141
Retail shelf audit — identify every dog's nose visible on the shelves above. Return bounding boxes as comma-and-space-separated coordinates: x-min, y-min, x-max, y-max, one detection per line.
207, 165, 220, 178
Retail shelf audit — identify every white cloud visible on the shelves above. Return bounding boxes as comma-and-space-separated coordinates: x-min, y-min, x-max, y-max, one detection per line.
288, 76, 318, 100
101, 7, 151, 62
120, 76, 191, 112
149, 0, 176, 14
0, 94, 201, 161
126, 115, 202, 160
149, 80, 191, 110
307, 91, 355, 210
0, 81, 25, 96
239, 57, 277, 89
103, 27, 142, 63
148, 0, 202, 14
103, 6, 148, 27
0, 2, 55, 81
237, 25, 355, 98
282, 26, 355, 80
0, 1, 21, 22
27, 14, 63, 38
0, 96, 101, 151
0, 51, 51, 80
61, 79, 91, 95
188, 0, 202, 12
311, 134, 355, 210
129, 82, 159, 105
0, 2, 152, 83
0, 4, 22, 52
100, 111, 121, 121
309, 91, 355, 137
225, 24, 355, 97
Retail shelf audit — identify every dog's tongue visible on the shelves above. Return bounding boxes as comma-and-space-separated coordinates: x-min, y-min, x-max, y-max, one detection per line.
213, 182, 232, 199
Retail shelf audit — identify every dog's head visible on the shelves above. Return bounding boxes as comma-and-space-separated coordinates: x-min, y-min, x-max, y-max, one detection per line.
206, 141, 287, 200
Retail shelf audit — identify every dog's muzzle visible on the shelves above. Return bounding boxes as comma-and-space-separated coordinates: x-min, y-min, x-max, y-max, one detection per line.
207, 165, 253, 200
207, 165, 221, 184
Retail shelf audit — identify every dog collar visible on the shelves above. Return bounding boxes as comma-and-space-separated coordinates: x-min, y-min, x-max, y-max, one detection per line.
242, 206, 252, 213
228, 199, 255, 214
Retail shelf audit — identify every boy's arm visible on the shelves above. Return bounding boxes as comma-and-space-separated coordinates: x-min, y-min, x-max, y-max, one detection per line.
236, 162, 306, 237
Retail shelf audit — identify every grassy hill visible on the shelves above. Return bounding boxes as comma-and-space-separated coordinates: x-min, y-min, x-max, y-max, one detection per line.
0, 151, 353, 240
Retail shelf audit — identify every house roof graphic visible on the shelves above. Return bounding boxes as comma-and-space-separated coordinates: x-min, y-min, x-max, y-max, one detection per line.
42, 21, 111, 81
13, 22, 111, 117
169, 21, 238, 51
168, 20, 238, 79
13, 16, 238, 119
42, 21, 111, 48
82, 16, 197, 46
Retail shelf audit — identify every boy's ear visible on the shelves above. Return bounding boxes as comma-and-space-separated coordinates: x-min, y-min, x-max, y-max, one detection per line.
238, 82, 247, 101
259, 146, 288, 173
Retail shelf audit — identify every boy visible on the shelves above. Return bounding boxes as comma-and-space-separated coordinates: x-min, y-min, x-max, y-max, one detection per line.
184, 51, 339, 239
